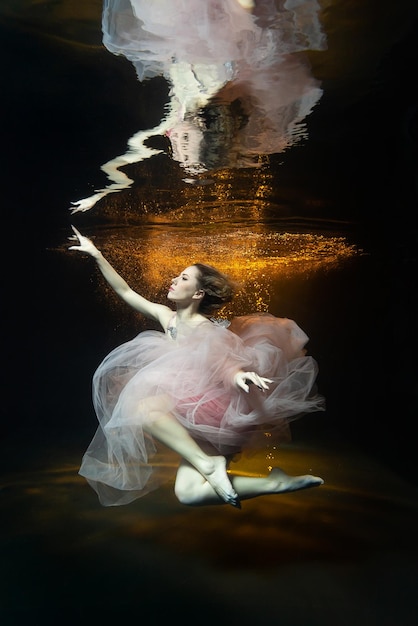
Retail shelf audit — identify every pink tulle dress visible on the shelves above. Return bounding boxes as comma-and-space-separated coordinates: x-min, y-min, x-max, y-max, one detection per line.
102, 0, 326, 81
79, 313, 325, 506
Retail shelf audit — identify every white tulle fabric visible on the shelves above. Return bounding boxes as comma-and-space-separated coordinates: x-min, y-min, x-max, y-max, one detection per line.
99, 0, 326, 171
79, 313, 325, 506
102, 0, 326, 81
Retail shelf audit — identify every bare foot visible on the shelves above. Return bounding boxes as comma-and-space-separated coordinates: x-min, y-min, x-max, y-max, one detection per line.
201, 456, 241, 508
268, 468, 324, 493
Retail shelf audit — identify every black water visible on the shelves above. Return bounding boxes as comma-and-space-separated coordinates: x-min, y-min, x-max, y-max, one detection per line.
1, 2, 418, 625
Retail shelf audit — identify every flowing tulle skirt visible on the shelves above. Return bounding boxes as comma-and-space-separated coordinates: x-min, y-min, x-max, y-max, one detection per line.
102, 0, 326, 81
79, 314, 325, 505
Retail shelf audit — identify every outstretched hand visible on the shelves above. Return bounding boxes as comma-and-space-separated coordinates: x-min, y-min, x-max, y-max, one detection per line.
234, 371, 273, 394
68, 225, 101, 258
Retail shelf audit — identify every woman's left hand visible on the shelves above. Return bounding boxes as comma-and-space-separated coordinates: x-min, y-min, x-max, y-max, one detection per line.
234, 371, 273, 393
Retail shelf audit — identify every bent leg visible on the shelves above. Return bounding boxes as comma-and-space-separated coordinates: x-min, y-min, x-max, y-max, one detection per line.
175, 460, 228, 506
175, 460, 323, 507
230, 468, 323, 501
140, 400, 239, 506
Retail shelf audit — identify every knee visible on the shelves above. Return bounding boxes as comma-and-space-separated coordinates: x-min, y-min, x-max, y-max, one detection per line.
174, 481, 201, 506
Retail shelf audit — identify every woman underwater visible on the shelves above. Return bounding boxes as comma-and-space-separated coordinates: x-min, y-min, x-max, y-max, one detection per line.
69, 225, 325, 508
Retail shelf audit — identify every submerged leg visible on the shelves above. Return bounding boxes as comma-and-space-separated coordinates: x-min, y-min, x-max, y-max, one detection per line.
175, 461, 323, 507
231, 468, 323, 500
142, 407, 240, 507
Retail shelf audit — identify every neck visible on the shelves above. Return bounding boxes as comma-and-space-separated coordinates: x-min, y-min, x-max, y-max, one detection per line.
175, 304, 203, 323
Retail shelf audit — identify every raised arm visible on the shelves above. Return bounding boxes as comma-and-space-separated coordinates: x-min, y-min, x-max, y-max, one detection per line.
68, 226, 172, 326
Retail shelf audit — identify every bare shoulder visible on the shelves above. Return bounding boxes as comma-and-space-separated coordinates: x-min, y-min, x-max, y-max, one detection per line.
154, 304, 176, 328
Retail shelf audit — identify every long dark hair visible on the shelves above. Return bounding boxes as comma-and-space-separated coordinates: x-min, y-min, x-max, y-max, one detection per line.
193, 263, 236, 315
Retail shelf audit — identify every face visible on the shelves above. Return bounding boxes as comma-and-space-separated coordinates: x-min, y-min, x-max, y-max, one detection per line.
167, 266, 203, 304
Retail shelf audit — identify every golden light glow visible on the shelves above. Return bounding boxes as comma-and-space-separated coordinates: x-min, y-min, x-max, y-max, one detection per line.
87, 221, 362, 315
